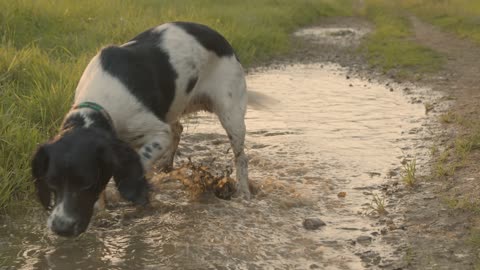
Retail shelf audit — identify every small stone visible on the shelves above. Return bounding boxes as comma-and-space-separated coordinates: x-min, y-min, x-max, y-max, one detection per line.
388, 170, 398, 177
390, 88, 394, 92
337, 191, 347, 198
423, 195, 436, 200
360, 250, 381, 265
381, 228, 388, 235
310, 264, 320, 269
303, 218, 326, 230
356, 235, 372, 245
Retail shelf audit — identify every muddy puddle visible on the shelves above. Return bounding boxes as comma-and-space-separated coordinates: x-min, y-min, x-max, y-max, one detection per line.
0, 62, 440, 269
294, 26, 368, 47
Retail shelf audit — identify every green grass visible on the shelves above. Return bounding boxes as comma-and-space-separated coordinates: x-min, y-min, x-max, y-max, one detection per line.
359, 0, 443, 79
0, 0, 353, 209
440, 111, 458, 124
368, 193, 388, 215
469, 228, 480, 269
359, 0, 480, 76
401, 0, 480, 45
402, 158, 417, 188
403, 247, 415, 266
434, 124, 480, 179
424, 102, 434, 114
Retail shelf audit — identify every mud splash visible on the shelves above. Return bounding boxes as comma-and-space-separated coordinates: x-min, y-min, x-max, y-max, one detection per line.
0, 63, 438, 269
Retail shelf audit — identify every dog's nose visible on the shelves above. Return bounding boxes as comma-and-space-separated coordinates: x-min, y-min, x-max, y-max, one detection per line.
51, 218, 78, 237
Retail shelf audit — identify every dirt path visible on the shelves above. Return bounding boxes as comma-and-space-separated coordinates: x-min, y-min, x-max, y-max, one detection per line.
397, 16, 480, 269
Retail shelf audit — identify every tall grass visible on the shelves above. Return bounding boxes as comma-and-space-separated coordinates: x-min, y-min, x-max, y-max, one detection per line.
0, 0, 353, 209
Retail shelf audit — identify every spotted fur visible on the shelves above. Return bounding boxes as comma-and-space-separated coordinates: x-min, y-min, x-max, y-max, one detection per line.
32, 22, 250, 237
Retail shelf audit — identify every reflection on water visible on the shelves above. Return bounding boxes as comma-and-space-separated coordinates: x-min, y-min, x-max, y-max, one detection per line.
1, 63, 432, 269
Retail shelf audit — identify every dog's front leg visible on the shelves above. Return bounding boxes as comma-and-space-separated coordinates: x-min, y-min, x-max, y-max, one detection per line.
137, 124, 174, 172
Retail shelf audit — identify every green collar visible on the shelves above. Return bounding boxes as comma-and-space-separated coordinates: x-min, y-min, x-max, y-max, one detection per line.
72, 101, 113, 127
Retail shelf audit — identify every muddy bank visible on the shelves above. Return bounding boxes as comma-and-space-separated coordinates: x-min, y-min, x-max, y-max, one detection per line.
396, 16, 480, 269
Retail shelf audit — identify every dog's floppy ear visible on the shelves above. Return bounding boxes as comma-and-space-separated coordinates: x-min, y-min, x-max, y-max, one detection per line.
31, 145, 53, 210
110, 139, 149, 206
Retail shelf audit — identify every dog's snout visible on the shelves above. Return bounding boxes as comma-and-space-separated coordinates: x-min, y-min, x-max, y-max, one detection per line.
51, 217, 79, 237
48, 202, 83, 237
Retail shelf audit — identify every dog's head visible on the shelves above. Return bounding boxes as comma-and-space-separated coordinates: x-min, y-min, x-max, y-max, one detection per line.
32, 128, 149, 237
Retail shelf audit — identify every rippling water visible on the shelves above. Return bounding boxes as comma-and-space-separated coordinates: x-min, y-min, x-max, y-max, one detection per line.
0, 63, 431, 269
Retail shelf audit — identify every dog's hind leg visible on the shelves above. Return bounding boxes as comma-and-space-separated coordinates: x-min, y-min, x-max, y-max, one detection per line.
223, 115, 250, 199
215, 75, 250, 199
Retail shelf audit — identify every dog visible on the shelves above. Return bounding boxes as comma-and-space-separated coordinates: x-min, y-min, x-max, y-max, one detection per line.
31, 22, 251, 237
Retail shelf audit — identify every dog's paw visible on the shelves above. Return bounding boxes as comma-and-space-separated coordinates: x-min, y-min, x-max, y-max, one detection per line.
118, 177, 150, 206
133, 184, 150, 206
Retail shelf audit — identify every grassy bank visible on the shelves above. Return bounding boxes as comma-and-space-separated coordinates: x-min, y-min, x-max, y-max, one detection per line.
401, 0, 480, 44
358, 0, 443, 79
0, 0, 353, 209
359, 0, 480, 77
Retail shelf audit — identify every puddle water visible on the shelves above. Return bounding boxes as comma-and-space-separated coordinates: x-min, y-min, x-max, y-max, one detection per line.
0, 63, 435, 269
294, 27, 369, 46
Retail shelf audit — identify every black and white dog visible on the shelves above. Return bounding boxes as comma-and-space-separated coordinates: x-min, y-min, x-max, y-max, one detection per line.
31, 22, 251, 237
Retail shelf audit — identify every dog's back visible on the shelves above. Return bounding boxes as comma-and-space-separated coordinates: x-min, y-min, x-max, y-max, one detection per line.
68, 22, 250, 199
73, 22, 244, 142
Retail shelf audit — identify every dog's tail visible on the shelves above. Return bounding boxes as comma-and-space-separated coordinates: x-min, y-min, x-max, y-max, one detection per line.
247, 90, 278, 110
